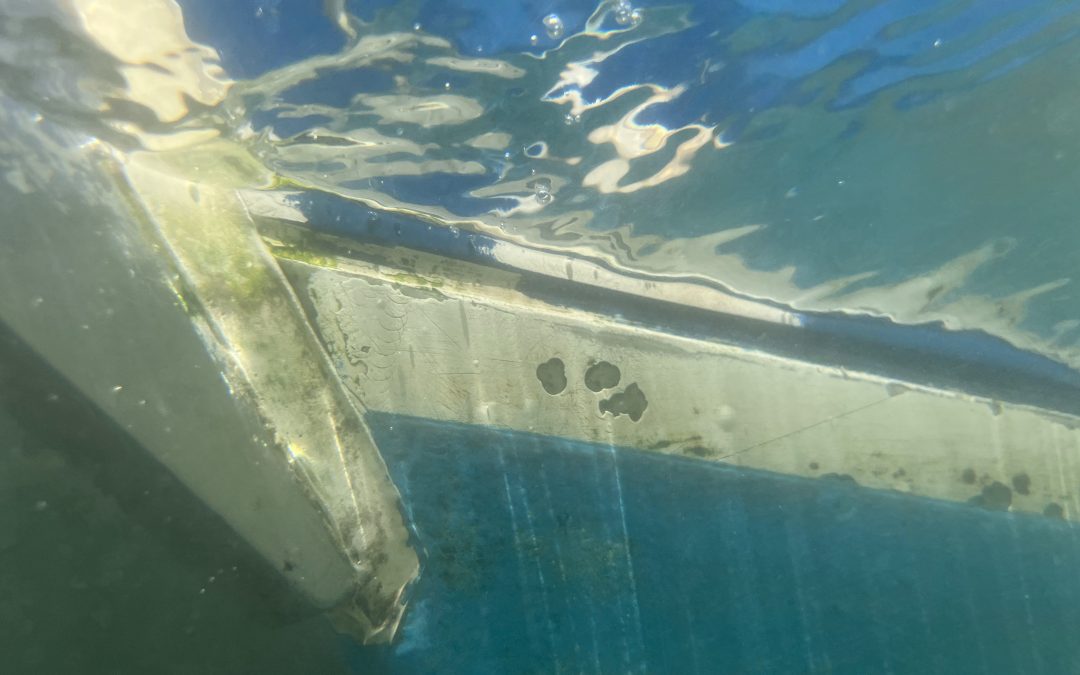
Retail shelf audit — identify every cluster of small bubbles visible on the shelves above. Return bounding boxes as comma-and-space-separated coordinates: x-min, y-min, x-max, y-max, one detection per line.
543, 13, 564, 40
614, 0, 643, 26
614, 0, 630, 22
532, 178, 553, 204
447, 225, 460, 237
564, 112, 582, 125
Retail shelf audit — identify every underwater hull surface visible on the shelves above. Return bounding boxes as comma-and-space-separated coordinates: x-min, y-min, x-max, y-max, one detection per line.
354, 412, 1080, 674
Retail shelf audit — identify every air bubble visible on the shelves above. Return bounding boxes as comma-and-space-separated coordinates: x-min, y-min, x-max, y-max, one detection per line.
530, 34, 539, 46
532, 178, 553, 205
564, 112, 581, 125
543, 14, 564, 40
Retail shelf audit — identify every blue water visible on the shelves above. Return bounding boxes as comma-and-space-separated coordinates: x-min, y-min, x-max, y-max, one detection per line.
353, 413, 1080, 674
173, 0, 1080, 370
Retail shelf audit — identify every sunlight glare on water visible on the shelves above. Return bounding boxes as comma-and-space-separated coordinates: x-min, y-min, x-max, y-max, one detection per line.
112, 0, 1080, 375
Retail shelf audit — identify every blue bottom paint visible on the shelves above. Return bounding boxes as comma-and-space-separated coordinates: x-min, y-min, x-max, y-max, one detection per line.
349, 413, 1080, 674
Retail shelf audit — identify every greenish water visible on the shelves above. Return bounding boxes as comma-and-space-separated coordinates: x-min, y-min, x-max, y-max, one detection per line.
0, 330, 351, 675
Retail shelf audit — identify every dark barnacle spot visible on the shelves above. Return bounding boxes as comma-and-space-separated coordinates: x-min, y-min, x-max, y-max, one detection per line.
584, 360, 621, 392
1011, 472, 1031, 495
885, 383, 909, 397
969, 481, 1012, 511
809, 462, 820, 471
685, 446, 711, 458
535, 358, 567, 395
991, 238, 1014, 256
599, 383, 648, 422
820, 473, 857, 486
1044, 503, 1065, 519
961, 468, 977, 485
893, 468, 907, 478
282, 560, 296, 572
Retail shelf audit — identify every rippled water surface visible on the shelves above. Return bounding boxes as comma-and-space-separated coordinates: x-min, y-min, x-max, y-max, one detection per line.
205, 0, 1080, 363
4, 0, 1080, 365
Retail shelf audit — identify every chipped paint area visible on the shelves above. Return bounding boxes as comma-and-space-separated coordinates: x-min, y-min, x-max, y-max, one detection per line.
277, 245, 1080, 523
